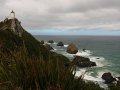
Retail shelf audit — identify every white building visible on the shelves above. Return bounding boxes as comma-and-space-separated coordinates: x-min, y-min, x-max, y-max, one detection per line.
9, 10, 15, 19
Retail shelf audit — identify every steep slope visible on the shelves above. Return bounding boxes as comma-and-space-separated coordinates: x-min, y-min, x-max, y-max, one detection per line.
0, 18, 106, 90
0, 14, 110, 90
0, 18, 69, 62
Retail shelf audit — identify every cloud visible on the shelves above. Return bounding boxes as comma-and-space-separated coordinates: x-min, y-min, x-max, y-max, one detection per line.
0, 0, 120, 31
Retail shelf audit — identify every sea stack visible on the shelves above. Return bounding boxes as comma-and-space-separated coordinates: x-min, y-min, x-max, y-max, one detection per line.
67, 43, 78, 54
48, 40, 54, 43
71, 56, 96, 67
57, 41, 64, 46
102, 72, 116, 84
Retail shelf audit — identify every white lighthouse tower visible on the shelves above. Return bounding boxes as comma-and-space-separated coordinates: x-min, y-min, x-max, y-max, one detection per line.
9, 10, 15, 19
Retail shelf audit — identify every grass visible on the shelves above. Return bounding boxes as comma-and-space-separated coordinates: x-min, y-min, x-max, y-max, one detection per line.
0, 20, 119, 90
0, 45, 105, 90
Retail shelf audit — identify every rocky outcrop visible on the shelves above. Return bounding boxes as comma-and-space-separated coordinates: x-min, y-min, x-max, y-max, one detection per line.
71, 56, 96, 68
44, 44, 53, 50
57, 42, 64, 46
40, 40, 44, 45
117, 81, 120, 87
102, 72, 116, 84
117, 77, 120, 80
67, 43, 78, 54
0, 18, 23, 37
82, 49, 86, 52
116, 77, 120, 87
48, 40, 54, 43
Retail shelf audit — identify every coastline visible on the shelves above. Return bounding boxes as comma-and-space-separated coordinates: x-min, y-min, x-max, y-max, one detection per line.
34, 35, 120, 88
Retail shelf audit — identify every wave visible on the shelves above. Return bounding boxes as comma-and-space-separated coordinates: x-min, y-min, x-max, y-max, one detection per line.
75, 68, 102, 81
59, 49, 93, 58
64, 44, 68, 47
75, 68, 87, 77
39, 40, 119, 89
47, 41, 111, 88
52, 43, 107, 68
76, 50, 92, 57
45, 41, 57, 45
53, 42, 57, 45
75, 69, 108, 89
89, 56, 105, 67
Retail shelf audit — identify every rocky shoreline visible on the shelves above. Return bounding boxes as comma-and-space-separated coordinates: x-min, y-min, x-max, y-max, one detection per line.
41, 40, 96, 68
41, 40, 120, 87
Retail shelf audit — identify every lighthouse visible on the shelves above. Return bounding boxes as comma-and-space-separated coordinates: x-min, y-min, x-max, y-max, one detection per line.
9, 10, 15, 19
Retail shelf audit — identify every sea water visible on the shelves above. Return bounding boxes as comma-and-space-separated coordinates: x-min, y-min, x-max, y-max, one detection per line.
34, 35, 120, 87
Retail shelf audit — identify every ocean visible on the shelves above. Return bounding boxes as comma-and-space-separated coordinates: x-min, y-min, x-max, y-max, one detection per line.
34, 35, 120, 87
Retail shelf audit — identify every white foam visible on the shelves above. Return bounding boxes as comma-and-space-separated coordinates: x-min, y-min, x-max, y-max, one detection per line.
45, 41, 57, 45
50, 42, 110, 89
53, 42, 57, 45
53, 48, 57, 51
75, 69, 102, 81
64, 44, 68, 47
58, 48, 65, 51
84, 74, 102, 82
56, 46, 65, 50
76, 50, 92, 57
84, 74, 108, 89
44, 42, 48, 44
90, 57, 105, 61
75, 69, 87, 77
54, 47, 106, 68
86, 71, 105, 82
75, 69, 108, 89
89, 56, 106, 67
63, 52, 75, 59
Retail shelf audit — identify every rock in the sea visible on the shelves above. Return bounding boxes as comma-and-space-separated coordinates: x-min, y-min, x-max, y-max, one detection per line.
40, 40, 44, 44
48, 40, 54, 43
67, 43, 78, 54
102, 72, 116, 84
44, 44, 53, 50
57, 41, 64, 46
116, 77, 120, 87
96, 58, 100, 59
117, 81, 120, 87
82, 49, 86, 52
71, 56, 96, 68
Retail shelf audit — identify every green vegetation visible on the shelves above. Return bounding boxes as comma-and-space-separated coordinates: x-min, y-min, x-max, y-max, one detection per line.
0, 28, 104, 90
0, 19, 119, 90
0, 47, 104, 90
108, 84, 120, 90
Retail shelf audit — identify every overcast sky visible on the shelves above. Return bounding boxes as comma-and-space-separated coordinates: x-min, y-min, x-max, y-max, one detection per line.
0, 0, 120, 35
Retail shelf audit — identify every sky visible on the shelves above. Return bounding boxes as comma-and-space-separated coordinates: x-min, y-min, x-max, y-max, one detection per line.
0, 0, 120, 35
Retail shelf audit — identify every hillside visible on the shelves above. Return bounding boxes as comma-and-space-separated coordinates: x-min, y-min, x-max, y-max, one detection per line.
0, 12, 119, 90
0, 18, 69, 62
